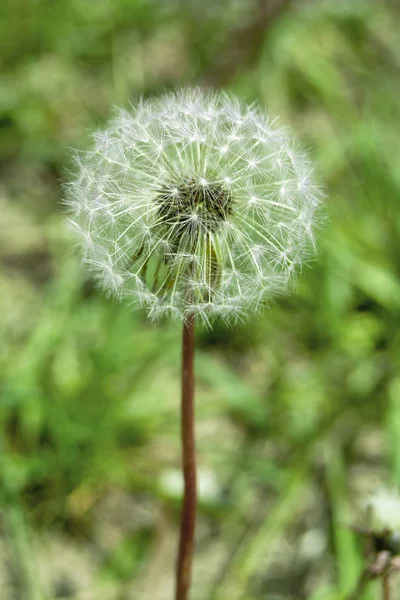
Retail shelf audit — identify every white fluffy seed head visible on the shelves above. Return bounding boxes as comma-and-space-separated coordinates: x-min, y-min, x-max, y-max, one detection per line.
367, 489, 400, 533
65, 88, 322, 325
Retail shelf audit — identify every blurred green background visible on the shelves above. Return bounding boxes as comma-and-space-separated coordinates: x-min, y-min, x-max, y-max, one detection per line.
1, 0, 400, 598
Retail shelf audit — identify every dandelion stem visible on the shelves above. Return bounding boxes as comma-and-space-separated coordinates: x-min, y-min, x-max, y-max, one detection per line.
176, 313, 197, 600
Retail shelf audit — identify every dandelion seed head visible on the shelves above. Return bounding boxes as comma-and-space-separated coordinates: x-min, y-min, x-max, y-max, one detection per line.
367, 489, 400, 533
65, 88, 322, 325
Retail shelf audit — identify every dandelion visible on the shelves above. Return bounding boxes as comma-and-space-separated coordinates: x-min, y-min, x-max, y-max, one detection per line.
65, 88, 321, 600
349, 489, 400, 600
368, 489, 400, 536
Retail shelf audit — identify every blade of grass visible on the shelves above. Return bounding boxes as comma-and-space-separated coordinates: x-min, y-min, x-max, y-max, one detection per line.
323, 440, 372, 600
214, 464, 309, 600
3, 498, 43, 600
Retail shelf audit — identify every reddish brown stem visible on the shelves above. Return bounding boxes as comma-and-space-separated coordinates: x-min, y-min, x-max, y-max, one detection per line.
175, 314, 197, 600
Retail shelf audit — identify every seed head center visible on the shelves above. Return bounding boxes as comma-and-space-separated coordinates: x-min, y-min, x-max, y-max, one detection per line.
157, 180, 233, 239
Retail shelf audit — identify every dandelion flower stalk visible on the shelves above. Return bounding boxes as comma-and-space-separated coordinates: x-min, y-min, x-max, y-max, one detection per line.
177, 312, 196, 600
65, 88, 321, 600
